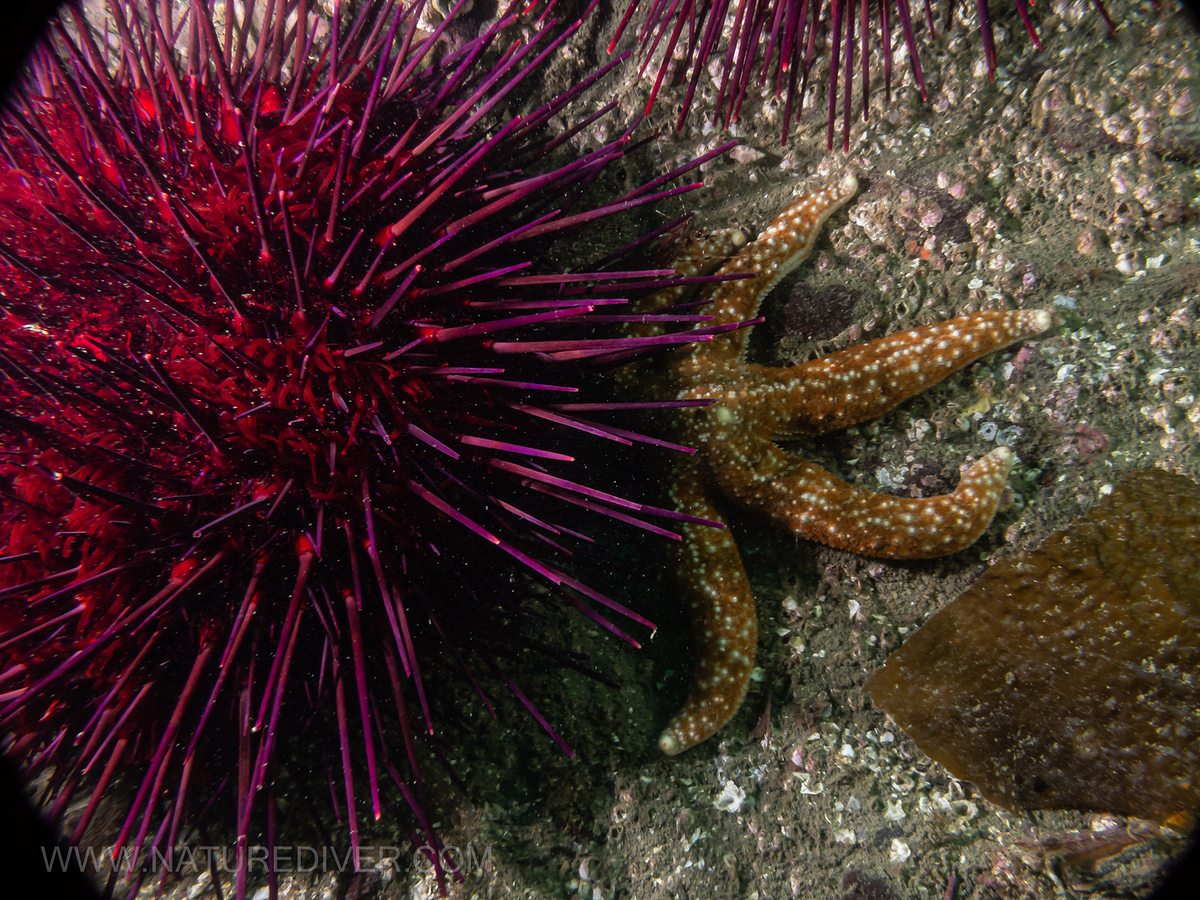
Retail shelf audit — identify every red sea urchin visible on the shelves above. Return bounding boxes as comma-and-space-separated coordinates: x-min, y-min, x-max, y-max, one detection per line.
0, 1, 728, 895
610, 0, 1119, 149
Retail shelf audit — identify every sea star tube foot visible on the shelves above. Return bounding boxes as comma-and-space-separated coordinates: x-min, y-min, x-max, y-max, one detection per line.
628, 173, 1054, 755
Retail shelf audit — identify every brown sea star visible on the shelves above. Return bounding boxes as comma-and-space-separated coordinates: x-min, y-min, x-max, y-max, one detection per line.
619, 171, 1052, 755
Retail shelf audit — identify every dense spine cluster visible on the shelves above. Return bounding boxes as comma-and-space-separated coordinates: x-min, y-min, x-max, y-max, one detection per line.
0, 1, 724, 894
611, 0, 1117, 149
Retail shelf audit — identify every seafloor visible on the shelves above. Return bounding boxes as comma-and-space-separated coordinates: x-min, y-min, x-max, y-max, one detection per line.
92, 0, 1200, 897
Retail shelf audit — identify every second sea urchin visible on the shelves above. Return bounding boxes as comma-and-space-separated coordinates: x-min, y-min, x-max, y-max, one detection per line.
0, 0, 731, 894
611, 0, 1119, 149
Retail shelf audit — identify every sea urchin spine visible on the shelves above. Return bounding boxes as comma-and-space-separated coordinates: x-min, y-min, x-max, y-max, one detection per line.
610, 0, 1118, 149
0, 1, 726, 895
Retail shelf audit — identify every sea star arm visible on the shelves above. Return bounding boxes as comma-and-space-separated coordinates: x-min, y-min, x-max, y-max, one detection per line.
659, 454, 757, 755
707, 436, 1019, 558
620, 230, 750, 337
657, 436, 1015, 755
746, 310, 1053, 434
614, 229, 751, 399
702, 171, 859, 363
